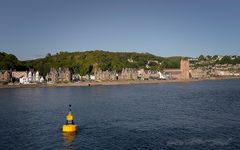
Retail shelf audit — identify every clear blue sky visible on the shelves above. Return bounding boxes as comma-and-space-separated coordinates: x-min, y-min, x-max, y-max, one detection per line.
0, 0, 240, 60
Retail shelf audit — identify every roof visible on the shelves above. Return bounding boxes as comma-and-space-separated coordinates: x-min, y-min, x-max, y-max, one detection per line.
164, 69, 181, 73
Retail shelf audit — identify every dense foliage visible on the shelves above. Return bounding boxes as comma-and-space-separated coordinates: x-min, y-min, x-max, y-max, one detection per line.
1, 50, 182, 75
0, 51, 27, 71
2, 51, 239, 76
23, 50, 182, 76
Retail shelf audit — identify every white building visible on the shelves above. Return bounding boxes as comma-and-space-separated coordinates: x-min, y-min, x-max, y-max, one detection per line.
20, 76, 29, 84
36, 71, 40, 82
158, 71, 167, 80
28, 71, 32, 82
40, 77, 44, 83
90, 75, 96, 80
19, 70, 44, 84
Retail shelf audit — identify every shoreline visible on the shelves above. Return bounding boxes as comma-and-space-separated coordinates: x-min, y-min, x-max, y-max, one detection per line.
0, 77, 239, 89
0, 80, 188, 89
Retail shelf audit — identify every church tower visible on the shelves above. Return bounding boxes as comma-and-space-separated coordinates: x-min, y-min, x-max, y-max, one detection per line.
180, 59, 190, 80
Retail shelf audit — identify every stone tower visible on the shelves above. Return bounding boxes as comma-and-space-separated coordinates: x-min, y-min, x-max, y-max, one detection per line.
180, 59, 190, 80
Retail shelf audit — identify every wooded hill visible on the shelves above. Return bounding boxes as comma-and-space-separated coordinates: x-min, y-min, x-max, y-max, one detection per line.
1, 50, 182, 76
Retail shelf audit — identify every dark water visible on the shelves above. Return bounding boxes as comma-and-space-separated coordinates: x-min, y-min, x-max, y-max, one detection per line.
0, 79, 240, 150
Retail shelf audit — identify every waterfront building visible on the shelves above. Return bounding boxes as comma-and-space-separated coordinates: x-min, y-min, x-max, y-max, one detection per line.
137, 69, 149, 80
19, 76, 29, 84
94, 59, 190, 81
180, 59, 190, 80
0, 70, 11, 82
164, 59, 190, 80
158, 71, 168, 80
120, 68, 138, 80
12, 71, 28, 80
90, 75, 96, 80
163, 69, 181, 80
148, 70, 159, 80
28, 71, 32, 82
212, 69, 240, 77
17, 70, 43, 84
46, 68, 71, 83
95, 69, 118, 81
72, 74, 81, 81
189, 68, 208, 79
95, 68, 138, 81
11, 70, 43, 84
36, 71, 40, 82
40, 77, 44, 83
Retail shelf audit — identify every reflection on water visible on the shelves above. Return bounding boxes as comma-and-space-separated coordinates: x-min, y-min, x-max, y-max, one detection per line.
62, 132, 77, 144
62, 132, 77, 150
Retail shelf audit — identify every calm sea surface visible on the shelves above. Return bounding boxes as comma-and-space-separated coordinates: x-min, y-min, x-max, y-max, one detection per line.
0, 79, 240, 150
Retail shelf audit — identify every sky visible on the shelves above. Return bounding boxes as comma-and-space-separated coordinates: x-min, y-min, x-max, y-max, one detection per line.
0, 0, 240, 60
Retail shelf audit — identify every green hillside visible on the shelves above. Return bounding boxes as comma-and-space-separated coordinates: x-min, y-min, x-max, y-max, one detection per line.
1, 50, 182, 76
0, 51, 27, 71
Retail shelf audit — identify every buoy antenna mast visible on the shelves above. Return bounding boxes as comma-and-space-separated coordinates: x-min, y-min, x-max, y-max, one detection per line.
69, 104, 71, 112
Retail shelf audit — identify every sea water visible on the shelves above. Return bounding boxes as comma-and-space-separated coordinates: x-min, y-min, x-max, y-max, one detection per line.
0, 79, 240, 149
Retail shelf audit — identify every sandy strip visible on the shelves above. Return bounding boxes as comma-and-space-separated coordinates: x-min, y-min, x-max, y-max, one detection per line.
0, 79, 193, 89
0, 77, 239, 89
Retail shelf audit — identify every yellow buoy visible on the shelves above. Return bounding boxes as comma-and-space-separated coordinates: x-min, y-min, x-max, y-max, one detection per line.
62, 105, 77, 132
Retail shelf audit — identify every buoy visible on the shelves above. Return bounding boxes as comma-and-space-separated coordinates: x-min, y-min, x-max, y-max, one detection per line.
62, 104, 77, 132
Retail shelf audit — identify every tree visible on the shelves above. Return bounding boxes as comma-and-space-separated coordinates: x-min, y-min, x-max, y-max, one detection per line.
212, 55, 218, 60
198, 55, 205, 61
206, 55, 212, 60
46, 53, 51, 58
0, 52, 20, 70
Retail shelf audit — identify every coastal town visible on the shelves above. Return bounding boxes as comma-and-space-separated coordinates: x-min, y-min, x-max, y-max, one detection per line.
1, 55, 240, 87
1, 1, 240, 149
